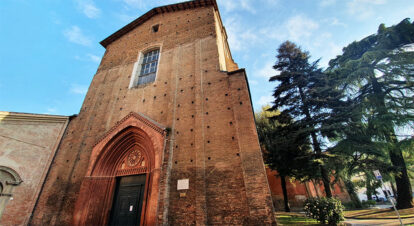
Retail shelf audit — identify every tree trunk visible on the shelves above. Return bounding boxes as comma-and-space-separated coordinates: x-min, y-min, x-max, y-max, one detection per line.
280, 175, 291, 212
366, 180, 373, 201
298, 86, 333, 198
312, 180, 320, 197
344, 178, 362, 209
320, 165, 333, 198
370, 76, 413, 209
390, 180, 397, 197
310, 129, 332, 198
388, 144, 414, 209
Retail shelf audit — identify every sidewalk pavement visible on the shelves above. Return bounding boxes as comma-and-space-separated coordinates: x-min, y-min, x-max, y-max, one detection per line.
344, 217, 414, 225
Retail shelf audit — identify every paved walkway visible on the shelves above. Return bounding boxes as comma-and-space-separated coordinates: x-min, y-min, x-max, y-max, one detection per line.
344, 217, 414, 225
372, 204, 393, 209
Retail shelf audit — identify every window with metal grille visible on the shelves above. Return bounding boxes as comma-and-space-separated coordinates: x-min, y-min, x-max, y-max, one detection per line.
138, 49, 159, 85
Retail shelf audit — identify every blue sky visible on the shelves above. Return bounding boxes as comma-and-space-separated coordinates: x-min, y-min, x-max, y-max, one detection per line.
0, 0, 413, 115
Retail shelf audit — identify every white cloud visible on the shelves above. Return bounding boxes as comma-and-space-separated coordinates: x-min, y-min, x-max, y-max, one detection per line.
323, 17, 347, 27
219, 0, 236, 12
255, 15, 341, 68
282, 30, 343, 68
312, 32, 332, 47
260, 14, 319, 43
217, 0, 256, 14
319, 0, 336, 7
159, 0, 180, 4
74, 54, 101, 62
116, 12, 136, 22
249, 80, 258, 85
317, 42, 342, 68
76, 0, 101, 18
255, 60, 277, 79
285, 15, 319, 42
87, 54, 100, 63
122, 0, 146, 9
347, 0, 387, 20
400, 5, 414, 16
50, 11, 62, 25
63, 26, 92, 46
226, 28, 242, 51
45, 107, 58, 114
70, 84, 88, 95
363, 0, 387, 4
258, 95, 273, 106
224, 16, 258, 51
120, 0, 179, 10
262, 0, 279, 6
240, 0, 256, 14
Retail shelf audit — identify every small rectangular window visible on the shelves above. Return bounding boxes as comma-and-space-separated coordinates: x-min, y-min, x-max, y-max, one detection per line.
152, 24, 159, 33
137, 49, 159, 85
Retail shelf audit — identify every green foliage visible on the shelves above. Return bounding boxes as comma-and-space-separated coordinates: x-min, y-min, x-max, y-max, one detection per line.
269, 41, 342, 197
275, 213, 319, 225
255, 106, 315, 180
263, 18, 414, 209
343, 199, 376, 210
362, 200, 377, 208
303, 198, 345, 225
401, 140, 414, 178
343, 201, 360, 210
327, 18, 414, 209
256, 105, 319, 211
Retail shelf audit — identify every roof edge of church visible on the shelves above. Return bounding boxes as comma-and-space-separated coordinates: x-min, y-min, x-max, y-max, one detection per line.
100, 0, 218, 48
0, 111, 70, 123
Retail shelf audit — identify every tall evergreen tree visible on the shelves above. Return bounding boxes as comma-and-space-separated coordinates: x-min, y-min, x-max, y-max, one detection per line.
256, 106, 315, 212
269, 41, 336, 197
327, 18, 414, 209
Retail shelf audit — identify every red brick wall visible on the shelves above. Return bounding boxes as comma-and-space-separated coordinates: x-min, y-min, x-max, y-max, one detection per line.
266, 168, 351, 210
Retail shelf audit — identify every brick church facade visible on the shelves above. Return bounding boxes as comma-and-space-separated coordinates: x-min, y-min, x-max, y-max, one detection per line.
24, 0, 276, 225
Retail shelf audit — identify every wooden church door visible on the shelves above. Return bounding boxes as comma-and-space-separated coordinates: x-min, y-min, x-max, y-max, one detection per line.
109, 175, 146, 226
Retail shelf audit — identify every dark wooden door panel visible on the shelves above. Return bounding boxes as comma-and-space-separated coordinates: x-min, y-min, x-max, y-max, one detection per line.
109, 175, 146, 226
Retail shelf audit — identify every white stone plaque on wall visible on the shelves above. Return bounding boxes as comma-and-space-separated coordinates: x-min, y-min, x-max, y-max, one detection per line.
177, 179, 189, 190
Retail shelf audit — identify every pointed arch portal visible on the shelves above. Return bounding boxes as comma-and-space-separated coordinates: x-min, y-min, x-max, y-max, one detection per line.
73, 112, 166, 226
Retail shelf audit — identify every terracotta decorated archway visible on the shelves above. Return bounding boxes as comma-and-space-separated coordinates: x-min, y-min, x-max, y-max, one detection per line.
73, 112, 166, 225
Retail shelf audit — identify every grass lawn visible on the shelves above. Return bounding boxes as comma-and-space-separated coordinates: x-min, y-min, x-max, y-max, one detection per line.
344, 207, 414, 219
274, 207, 414, 225
275, 212, 320, 225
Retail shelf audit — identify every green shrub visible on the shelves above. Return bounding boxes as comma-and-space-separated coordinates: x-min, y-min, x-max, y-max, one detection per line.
343, 201, 358, 210
361, 200, 377, 208
303, 197, 345, 225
